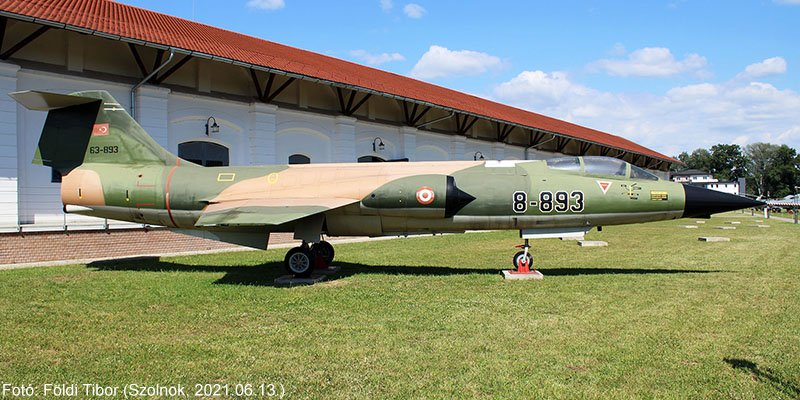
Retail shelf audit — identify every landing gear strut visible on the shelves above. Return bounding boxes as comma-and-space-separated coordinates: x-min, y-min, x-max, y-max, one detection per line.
283, 240, 335, 277
512, 239, 534, 273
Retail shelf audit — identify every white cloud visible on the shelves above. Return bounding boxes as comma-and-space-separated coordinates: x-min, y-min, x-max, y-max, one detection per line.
740, 57, 787, 78
403, 3, 426, 18
246, 0, 285, 10
591, 47, 708, 77
349, 50, 405, 66
410, 45, 502, 80
380, 0, 392, 11
492, 64, 800, 155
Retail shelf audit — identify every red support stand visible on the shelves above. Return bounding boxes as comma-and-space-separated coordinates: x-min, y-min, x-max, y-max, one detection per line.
314, 254, 329, 270
517, 257, 530, 274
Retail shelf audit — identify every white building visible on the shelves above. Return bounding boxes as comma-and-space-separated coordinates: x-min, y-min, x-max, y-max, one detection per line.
671, 169, 716, 184
671, 170, 745, 195
0, 0, 675, 232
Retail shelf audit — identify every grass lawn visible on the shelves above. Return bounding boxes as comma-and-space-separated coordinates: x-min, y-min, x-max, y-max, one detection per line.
1, 212, 798, 399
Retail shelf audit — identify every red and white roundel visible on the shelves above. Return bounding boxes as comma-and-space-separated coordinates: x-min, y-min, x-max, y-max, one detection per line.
416, 186, 435, 205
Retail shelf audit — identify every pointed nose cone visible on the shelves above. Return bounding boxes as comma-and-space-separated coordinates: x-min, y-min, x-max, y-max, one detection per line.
682, 184, 765, 218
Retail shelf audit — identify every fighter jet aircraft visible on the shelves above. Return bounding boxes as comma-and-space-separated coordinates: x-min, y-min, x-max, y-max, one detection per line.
11, 90, 763, 276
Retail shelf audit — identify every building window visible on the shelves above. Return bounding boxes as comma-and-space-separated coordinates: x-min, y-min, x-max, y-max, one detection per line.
358, 155, 386, 163
288, 154, 311, 164
178, 141, 230, 167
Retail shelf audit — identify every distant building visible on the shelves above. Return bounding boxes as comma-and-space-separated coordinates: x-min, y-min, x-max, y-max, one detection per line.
671, 170, 745, 195
671, 169, 716, 184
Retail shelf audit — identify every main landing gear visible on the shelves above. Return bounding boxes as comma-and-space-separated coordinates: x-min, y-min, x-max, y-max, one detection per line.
283, 240, 335, 277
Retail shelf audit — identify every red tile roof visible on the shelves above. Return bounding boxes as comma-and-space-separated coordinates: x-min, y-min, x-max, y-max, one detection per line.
0, 0, 674, 163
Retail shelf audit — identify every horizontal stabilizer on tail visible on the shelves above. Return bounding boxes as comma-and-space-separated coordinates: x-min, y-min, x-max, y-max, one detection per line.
9, 90, 100, 111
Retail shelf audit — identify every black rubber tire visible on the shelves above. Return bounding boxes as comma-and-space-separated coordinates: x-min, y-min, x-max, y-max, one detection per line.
512, 251, 533, 270
284, 246, 314, 277
311, 241, 335, 264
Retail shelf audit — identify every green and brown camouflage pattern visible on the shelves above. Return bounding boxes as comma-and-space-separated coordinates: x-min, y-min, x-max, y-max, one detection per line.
12, 90, 689, 249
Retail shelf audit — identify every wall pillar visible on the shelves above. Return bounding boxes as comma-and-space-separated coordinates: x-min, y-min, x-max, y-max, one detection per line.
333, 116, 356, 163
492, 142, 506, 160
135, 85, 171, 149
0, 62, 19, 225
450, 135, 466, 160
401, 126, 417, 161
249, 102, 278, 165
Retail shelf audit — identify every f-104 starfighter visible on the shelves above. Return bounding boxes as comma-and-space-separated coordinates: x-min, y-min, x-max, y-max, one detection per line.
11, 90, 763, 276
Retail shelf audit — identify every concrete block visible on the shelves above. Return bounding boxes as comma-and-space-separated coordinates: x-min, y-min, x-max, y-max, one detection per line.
754, 220, 764, 223
698, 236, 731, 242
715, 226, 736, 230
695, 221, 706, 224
274, 274, 326, 287
502, 270, 544, 280
578, 240, 608, 247
725, 221, 741, 225
314, 265, 341, 275
679, 225, 699, 229
749, 224, 770, 228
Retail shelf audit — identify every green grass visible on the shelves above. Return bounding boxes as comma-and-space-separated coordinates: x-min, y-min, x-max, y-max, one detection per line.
1, 213, 798, 399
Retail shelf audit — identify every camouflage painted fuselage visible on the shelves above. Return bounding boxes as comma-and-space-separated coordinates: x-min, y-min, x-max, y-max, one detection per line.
62, 157, 686, 239
16, 89, 761, 251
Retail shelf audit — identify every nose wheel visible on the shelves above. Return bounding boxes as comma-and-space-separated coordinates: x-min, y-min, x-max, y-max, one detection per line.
510, 239, 537, 274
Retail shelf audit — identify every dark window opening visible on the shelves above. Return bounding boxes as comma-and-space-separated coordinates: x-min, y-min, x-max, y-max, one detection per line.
358, 156, 386, 163
178, 141, 229, 167
289, 154, 311, 164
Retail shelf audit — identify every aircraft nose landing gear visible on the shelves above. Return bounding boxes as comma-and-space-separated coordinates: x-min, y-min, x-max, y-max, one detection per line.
503, 238, 543, 280
512, 240, 534, 273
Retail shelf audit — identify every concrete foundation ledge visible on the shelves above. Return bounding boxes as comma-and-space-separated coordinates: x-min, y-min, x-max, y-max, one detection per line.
578, 240, 608, 247
502, 270, 544, 280
274, 274, 327, 287
698, 236, 731, 242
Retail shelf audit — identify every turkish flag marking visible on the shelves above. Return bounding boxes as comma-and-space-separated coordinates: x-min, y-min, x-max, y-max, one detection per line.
92, 123, 109, 136
596, 180, 612, 194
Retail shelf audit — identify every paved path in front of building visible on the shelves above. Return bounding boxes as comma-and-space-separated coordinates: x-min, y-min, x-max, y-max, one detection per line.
0, 234, 399, 271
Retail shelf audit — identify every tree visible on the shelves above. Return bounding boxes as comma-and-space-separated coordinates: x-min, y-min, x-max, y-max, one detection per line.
676, 148, 712, 172
744, 142, 778, 197
766, 145, 799, 198
709, 144, 747, 181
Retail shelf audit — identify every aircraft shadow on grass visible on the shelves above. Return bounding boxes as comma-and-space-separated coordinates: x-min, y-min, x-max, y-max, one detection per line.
724, 358, 800, 398
87, 257, 722, 288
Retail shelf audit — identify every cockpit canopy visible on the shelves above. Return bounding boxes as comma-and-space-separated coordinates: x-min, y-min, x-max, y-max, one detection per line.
546, 156, 659, 180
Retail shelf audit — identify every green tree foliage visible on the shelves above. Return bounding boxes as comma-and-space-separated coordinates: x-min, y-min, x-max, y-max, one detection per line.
745, 142, 778, 197
767, 145, 799, 198
709, 144, 748, 181
676, 148, 712, 172
677, 142, 799, 198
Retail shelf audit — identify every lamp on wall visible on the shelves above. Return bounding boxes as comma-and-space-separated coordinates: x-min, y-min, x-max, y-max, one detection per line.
473, 151, 484, 161
373, 137, 385, 152
205, 116, 220, 136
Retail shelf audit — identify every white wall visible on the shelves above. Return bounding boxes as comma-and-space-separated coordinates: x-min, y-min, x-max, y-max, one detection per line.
2, 64, 544, 228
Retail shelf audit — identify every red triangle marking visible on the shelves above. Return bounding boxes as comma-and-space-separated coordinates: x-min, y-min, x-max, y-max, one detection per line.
597, 180, 611, 194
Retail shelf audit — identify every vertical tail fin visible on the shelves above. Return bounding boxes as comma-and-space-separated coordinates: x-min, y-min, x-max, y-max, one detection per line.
10, 90, 179, 174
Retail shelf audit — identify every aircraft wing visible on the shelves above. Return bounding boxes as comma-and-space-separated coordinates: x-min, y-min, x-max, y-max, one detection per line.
194, 198, 357, 227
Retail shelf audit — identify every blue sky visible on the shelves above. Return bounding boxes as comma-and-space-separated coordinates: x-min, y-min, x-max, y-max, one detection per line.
117, 0, 800, 156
